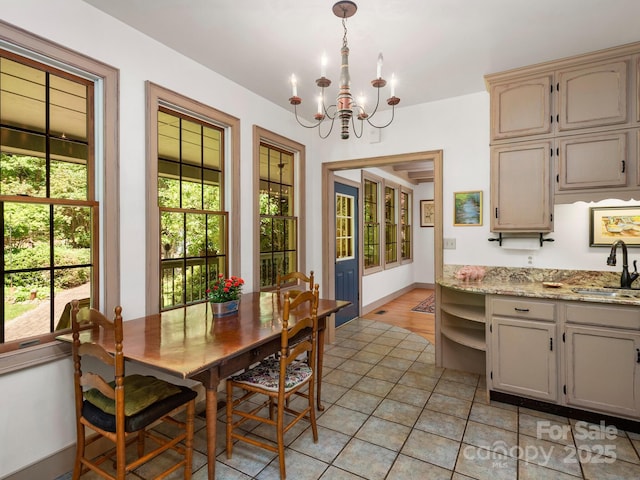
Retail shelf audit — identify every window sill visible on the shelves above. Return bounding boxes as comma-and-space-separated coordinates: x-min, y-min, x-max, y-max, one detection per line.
0, 340, 71, 376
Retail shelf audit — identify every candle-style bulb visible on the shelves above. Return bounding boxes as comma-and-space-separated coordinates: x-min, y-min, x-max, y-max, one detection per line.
390, 73, 396, 97
358, 93, 366, 111
290, 74, 297, 97
376, 53, 383, 79
321, 53, 327, 77
317, 94, 323, 114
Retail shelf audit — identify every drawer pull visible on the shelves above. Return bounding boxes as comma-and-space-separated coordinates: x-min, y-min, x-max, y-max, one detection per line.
514, 307, 530, 312
637, 349, 640, 363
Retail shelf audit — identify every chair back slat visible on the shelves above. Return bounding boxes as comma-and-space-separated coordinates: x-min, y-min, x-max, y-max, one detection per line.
280, 285, 319, 380
276, 270, 315, 296
80, 372, 115, 399
78, 343, 116, 366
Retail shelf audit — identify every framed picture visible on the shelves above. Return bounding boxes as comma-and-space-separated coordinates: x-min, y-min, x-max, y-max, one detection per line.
454, 191, 482, 226
590, 205, 640, 246
420, 200, 435, 227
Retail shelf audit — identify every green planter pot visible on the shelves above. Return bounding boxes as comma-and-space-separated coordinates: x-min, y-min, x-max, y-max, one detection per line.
210, 299, 240, 317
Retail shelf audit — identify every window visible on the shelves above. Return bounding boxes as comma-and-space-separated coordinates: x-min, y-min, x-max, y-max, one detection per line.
0, 23, 119, 363
146, 83, 240, 314
363, 175, 381, 270
254, 127, 305, 291
362, 172, 412, 274
157, 109, 227, 309
384, 184, 398, 265
400, 188, 412, 262
258, 143, 296, 288
336, 193, 355, 260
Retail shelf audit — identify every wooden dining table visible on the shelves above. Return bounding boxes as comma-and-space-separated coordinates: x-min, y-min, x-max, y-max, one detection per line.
65, 291, 349, 479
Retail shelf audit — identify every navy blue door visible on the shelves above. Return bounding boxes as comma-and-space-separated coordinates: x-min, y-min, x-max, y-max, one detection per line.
334, 182, 359, 326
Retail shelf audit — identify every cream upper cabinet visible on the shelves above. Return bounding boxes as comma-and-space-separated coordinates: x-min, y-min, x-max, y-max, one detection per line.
557, 59, 628, 132
556, 131, 628, 192
486, 43, 640, 207
491, 141, 553, 232
490, 75, 552, 141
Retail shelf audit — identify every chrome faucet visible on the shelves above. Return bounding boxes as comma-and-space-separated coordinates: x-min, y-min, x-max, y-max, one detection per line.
607, 239, 639, 288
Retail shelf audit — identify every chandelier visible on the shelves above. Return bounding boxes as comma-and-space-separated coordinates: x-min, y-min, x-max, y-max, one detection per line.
288, 1, 400, 140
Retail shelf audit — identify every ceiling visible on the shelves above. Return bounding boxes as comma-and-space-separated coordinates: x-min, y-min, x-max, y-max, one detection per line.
82, 0, 640, 183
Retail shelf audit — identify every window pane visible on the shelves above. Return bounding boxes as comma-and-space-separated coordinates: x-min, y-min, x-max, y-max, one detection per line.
203, 169, 221, 211
181, 118, 202, 166
0, 57, 46, 133
49, 74, 87, 141
158, 111, 180, 161
182, 166, 202, 209
50, 155, 88, 200
203, 125, 221, 170
0, 146, 46, 197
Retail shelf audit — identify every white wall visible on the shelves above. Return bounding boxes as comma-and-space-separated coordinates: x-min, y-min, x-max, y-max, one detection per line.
0, 0, 635, 477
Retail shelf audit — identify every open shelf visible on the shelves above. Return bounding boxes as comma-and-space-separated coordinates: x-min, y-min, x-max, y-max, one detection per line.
441, 302, 485, 324
441, 324, 486, 351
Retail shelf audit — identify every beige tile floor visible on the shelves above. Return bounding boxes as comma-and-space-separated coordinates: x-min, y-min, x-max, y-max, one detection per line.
62, 317, 640, 479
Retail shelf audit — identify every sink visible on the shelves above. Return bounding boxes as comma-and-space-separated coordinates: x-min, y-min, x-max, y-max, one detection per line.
572, 287, 640, 298
572, 288, 619, 297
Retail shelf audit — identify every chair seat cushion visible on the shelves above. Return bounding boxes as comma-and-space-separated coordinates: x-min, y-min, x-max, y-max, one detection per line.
82, 384, 197, 433
84, 374, 182, 416
231, 358, 312, 392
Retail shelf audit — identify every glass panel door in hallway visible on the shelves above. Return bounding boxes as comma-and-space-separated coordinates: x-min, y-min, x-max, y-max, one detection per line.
335, 182, 359, 326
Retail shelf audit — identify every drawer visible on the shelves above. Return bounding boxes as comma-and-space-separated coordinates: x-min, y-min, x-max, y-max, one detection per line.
565, 302, 640, 330
491, 297, 555, 321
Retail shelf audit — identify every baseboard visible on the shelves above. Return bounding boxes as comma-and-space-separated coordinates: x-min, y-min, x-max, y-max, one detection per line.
361, 282, 434, 315
2, 444, 75, 480
490, 390, 640, 434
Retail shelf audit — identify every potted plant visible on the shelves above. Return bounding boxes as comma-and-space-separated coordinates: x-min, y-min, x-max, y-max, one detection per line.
207, 274, 244, 317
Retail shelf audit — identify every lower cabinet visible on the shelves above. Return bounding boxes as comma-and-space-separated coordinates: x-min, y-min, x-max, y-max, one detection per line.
488, 296, 558, 402
491, 317, 558, 402
488, 296, 640, 421
564, 303, 640, 418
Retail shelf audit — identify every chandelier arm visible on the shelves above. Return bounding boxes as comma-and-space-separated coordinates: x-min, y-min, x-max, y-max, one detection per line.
318, 118, 337, 139
351, 115, 364, 138
292, 104, 326, 129
364, 83, 383, 119
323, 103, 338, 120
365, 103, 396, 129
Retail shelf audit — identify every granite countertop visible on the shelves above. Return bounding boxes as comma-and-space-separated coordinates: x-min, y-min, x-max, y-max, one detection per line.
439, 265, 640, 306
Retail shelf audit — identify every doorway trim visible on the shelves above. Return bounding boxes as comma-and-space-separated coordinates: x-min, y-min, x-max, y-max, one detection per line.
321, 150, 444, 342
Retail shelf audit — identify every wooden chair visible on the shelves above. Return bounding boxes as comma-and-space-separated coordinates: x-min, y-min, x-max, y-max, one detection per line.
70, 300, 197, 480
276, 270, 314, 297
226, 285, 320, 480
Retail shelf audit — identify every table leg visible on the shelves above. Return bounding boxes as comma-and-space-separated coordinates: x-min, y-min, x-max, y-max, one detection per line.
316, 326, 325, 411
195, 369, 220, 480
205, 386, 217, 479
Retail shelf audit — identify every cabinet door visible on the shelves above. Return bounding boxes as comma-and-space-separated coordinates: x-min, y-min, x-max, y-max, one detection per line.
557, 59, 628, 131
491, 317, 557, 402
490, 75, 552, 141
556, 132, 627, 191
565, 325, 640, 418
490, 141, 553, 232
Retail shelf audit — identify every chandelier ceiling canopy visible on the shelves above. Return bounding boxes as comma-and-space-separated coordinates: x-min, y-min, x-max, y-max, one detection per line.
288, 1, 400, 140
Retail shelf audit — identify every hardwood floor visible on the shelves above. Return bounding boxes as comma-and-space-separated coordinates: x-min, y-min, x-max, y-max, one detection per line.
360, 287, 435, 344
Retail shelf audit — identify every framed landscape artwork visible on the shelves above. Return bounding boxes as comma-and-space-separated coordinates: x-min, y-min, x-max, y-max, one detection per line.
420, 199, 435, 227
454, 191, 482, 226
590, 205, 640, 246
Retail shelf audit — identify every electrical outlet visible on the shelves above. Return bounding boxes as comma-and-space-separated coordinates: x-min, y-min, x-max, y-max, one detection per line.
443, 238, 456, 249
